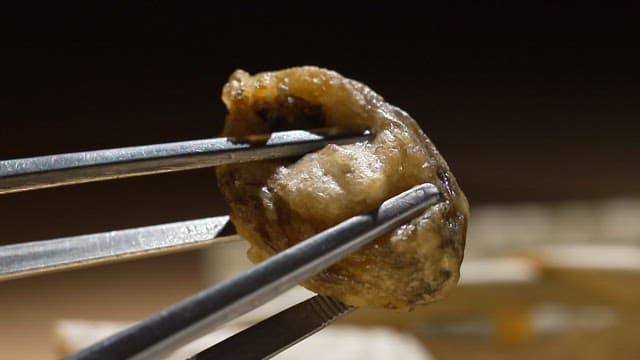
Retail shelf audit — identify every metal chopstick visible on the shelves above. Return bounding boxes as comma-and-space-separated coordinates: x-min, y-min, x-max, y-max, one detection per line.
0, 216, 237, 282
189, 295, 354, 360
67, 183, 442, 360
0, 127, 371, 194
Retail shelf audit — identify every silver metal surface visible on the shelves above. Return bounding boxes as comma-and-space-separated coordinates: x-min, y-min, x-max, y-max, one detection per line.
0, 127, 371, 194
190, 295, 354, 360
0, 216, 235, 281
68, 183, 441, 360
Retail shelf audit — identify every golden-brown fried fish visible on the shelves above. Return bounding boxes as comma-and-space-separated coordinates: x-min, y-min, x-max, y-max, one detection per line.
216, 66, 468, 309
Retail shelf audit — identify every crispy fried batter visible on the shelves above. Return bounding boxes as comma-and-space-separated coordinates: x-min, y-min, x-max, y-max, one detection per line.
216, 66, 468, 309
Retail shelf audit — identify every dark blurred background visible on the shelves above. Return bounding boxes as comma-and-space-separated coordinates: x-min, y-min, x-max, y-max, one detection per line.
0, 3, 638, 358
1, 3, 639, 242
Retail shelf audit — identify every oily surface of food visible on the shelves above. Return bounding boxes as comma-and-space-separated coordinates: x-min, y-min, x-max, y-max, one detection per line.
216, 66, 469, 309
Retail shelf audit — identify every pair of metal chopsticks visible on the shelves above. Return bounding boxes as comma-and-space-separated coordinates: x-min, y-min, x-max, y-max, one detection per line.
0, 127, 442, 359
0, 127, 369, 280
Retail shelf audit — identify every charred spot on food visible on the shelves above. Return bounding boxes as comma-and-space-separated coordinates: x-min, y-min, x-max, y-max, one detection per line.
439, 270, 452, 281
255, 96, 325, 131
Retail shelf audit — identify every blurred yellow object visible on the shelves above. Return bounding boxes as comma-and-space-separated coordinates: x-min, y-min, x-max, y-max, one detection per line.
496, 307, 532, 344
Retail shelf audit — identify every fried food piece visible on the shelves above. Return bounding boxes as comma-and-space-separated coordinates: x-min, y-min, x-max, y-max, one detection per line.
216, 66, 468, 309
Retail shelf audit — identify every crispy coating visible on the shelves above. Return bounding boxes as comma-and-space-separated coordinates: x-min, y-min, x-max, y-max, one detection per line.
216, 66, 468, 309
